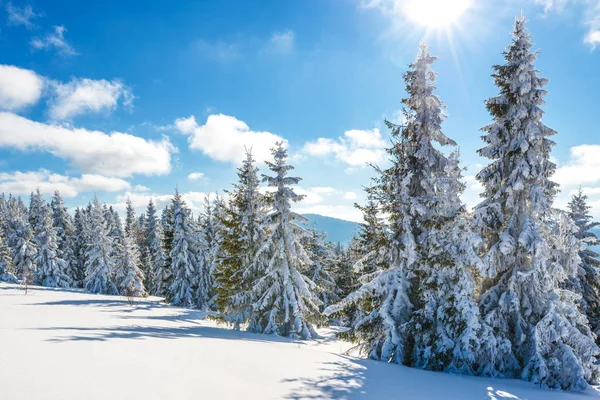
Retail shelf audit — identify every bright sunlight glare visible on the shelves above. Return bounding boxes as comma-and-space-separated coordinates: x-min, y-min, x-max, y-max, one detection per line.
402, 0, 472, 29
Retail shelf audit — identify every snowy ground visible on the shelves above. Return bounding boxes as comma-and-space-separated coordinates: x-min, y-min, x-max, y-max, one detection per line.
1, 283, 599, 400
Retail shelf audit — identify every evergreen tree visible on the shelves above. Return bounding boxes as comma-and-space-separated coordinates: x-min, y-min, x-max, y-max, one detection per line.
168, 190, 203, 307
214, 149, 266, 327
236, 143, 320, 339
0, 228, 17, 283
198, 195, 223, 305
6, 196, 37, 284
72, 208, 89, 285
302, 228, 339, 313
155, 206, 174, 297
84, 196, 118, 295
30, 190, 70, 288
474, 16, 599, 389
124, 197, 136, 236
50, 191, 78, 284
114, 234, 146, 298
326, 44, 488, 373
566, 189, 600, 335
144, 199, 165, 295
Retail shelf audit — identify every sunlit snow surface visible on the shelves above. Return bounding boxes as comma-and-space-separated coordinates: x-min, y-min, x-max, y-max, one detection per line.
1, 282, 599, 400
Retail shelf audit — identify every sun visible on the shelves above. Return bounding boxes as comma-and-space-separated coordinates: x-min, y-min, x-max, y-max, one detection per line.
402, 0, 472, 29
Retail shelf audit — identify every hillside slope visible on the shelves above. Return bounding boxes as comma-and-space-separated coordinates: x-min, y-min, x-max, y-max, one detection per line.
0, 283, 598, 400
302, 213, 360, 246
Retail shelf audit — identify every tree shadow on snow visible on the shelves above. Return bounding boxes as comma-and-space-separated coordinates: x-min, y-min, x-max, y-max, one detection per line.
281, 355, 592, 400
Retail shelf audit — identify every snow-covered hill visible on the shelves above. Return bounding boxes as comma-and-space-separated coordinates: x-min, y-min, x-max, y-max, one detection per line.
1, 282, 598, 400
302, 214, 360, 246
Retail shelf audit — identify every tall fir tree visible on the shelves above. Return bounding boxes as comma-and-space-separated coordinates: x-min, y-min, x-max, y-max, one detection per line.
5, 196, 37, 284
168, 190, 203, 307
236, 143, 320, 339
474, 16, 599, 389
50, 191, 78, 284
302, 228, 339, 314
84, 196, 118, 295
144, 199, 165, 295
0, 228, 17, 283
114, 233, 146, 298
326, 44, 489, 373
155, 206, 174, 297
72, 207, 89, 285
30, 190, 70, 288
214, 149, 266, 327
566, 189, 600, 336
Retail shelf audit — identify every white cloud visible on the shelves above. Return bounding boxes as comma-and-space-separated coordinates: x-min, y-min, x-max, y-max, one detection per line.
175, 114, 286, 164
554, 144, 600, 187
30, 26, 76, 56
110, 190, 214, 216
5, 3, 41, 29
0, 65, 44, 111
0, 112, 175, 177
534, 0, 570, 13
188, 172, 205, 181
48, 78, 134, 120
268, 30, 295, 53
0, 169, 129, 198
344, 191, 358, 200
133, 185, 150, 192
303, 128, 387, 167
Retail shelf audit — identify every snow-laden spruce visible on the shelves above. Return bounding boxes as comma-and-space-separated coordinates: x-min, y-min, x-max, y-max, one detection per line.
30, 190, 70, 288
5, 196, 37, 285
83, 196, 118, 295
214, 149, 267, 328
167, 190, 205, 308
474, 16, 599, 389
235, 143, 320, 339
302, 228, 339, 314
50, 191, 79, 285
0, 228, 17, 283
325, 43, 490, 373
114, 234, 146, 298
565, 189, 600, 336
198, 194, 225, 306
144, 199, 167, 296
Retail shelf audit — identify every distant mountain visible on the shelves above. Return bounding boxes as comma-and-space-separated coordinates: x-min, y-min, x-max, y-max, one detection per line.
301, 214, 361, 246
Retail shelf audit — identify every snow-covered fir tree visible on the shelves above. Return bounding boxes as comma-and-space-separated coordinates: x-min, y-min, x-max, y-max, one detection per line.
83, 196, 118, 295
0, 228, 17, 283
213, 149, 266, 327
30, 190, 70, 288
565, 189, 600, 335
168, 190, 204, 307
114, 233, 146, 298
236, 143, 320, 339
72, 207, 89, 285
474, 16, 599, 389
5, 196, 37, 285
144, 199, 166, 295
155, 206, 174, 297
50, 191, 78, 285
326, 44, 488, 373
302, 228, 339, 314
198, 194, 224, 305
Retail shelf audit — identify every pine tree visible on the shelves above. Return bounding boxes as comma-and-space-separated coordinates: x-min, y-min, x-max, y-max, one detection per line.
144, 199, 165, 295
125, 197, 136, 236
30, 190, 70, 288
6, 196, 37, 285
72, 208, 89, 285
326, 44, 488, 373
50, 191, 78, 284
236, 143, 320, 339
474, 16, 599, 389
155, 206, 174, 297
0, 228, 17, 283
566, 189, 600, 335
302, 228, 339, 313
168, 190, 203, 307
84, 196, 118, 295
214, 149, 266, 327
198, 195, 223, 306
114, 234, 146, 298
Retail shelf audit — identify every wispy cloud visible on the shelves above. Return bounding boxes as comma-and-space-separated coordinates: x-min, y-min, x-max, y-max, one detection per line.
192, 39, 240, 62
187, 172, 205, 181
267, 30, 295, 53
533, 0, 600, 49
31, 25, 77, 56
48, 78, 134, 120
5, 2, 41, 29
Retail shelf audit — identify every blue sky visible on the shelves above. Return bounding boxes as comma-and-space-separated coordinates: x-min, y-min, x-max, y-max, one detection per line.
0, 0, 599, 221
